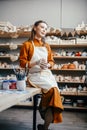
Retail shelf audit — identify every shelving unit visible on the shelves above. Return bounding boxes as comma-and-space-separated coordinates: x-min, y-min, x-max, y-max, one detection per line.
0, 30, 87, 110
50, 43, 87, 110
0, 32, 34, 106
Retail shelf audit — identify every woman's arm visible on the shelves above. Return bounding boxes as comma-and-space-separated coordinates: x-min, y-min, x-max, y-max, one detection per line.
19, 41, 33, 68
19, 41, 39, 68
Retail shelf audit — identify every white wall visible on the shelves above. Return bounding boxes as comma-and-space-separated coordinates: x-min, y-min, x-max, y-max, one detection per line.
62, 0, 87, 28
0, 0, 61, 28
0, 0, 87, 28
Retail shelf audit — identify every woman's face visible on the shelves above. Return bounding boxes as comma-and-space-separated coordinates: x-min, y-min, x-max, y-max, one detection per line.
34, 22, 48, 39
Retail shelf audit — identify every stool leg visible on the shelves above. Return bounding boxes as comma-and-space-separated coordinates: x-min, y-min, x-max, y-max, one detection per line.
33, 95, 38, 130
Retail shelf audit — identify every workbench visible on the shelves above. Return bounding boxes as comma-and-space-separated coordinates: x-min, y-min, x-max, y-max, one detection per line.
0, 87, 41, 130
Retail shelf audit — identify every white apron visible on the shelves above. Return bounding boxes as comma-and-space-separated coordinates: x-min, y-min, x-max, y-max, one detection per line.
28, 41, 59, 93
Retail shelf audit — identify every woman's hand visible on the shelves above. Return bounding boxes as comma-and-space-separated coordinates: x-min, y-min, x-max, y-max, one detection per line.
36, 58, 48, 69
29, 59, 51, 69
39, 59, 48, 69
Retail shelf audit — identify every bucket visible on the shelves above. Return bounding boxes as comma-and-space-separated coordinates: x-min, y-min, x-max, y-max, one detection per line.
16, 80, 26, 91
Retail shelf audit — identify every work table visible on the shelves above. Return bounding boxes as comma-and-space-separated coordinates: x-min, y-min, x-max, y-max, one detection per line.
0, 87, 41, 130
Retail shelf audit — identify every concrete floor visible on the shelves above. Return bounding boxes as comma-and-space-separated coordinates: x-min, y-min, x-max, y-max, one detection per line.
0, 107, 87, 130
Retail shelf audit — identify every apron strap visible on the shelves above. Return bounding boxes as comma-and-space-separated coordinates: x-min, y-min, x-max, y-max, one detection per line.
32, 41, 35, 47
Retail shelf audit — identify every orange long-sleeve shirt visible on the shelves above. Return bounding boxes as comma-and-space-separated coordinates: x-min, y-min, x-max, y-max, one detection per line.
19, 39, 54, 68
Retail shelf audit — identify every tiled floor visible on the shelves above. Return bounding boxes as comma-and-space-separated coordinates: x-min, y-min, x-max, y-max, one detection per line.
0, 107, 87, 130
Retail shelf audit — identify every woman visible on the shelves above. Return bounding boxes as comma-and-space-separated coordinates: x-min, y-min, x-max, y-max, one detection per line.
19, 20, 64, 130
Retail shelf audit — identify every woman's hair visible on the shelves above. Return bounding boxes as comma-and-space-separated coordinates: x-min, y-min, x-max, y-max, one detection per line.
28, 20, 48, 43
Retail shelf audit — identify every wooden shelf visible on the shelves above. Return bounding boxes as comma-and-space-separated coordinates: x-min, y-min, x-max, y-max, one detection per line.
1, 43, 87, 48
64, 105, 87, 110
0, 55, 10, 58
51, 69, 86, 71
0, 68, 14, 70
0, 31, 31, 38
1, 55, 86, 60
53, 56, 87, 60
61, 92, 87, 96
57, 81, 85, 84
0, 44, 10, 47
0, 29, 87, 38
0, 43, 22, 47
0, 68, 85, 71
50, 44, 87, 48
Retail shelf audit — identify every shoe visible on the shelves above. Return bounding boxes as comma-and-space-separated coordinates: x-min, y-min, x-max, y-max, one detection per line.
37, 124, 44, 130
37, 124, 50, 130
